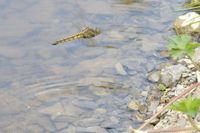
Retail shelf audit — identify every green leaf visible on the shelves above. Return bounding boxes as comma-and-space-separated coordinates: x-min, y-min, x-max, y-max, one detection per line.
169, 49, 185, 59
186, 43, 200, 49
167, 34, 200, 59
170, 97, 200, 118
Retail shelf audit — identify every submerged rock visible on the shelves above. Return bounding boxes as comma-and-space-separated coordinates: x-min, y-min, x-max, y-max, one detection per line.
128, 100, 140, 111
101, 116, 119, 129
128, 100, 147, 114
115, 62, 128, 75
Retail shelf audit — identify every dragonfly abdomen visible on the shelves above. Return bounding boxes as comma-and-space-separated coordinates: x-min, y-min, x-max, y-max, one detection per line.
52, 34, 83, 45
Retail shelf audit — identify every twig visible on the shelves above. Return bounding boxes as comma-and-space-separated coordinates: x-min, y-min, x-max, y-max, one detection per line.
148, 127, 194, 133
138, 82, 200, 130
130, 126, 194, 133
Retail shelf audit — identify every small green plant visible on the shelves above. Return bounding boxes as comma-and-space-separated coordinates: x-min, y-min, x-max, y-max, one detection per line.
170, 96, 200, 131
158, 83, 166, 92
175, 1, 200, 12
185, 0, 200, 9
167, 34, 200, 59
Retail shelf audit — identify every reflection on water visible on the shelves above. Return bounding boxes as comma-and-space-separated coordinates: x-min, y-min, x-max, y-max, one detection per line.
0, 0, 184, 132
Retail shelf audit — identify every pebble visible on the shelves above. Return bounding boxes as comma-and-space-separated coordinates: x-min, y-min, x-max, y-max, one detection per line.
147, 71, 161, 83
187, 64, 195, 69
178, 58, 192, 65
115, 62, 128, 75
148, 100, 159, 112
154, 104, 167, 116
134, 112, 147, 122
174, 84, 185, 96
182, 72, 190, 78
160, 64, 187, 87
141, 91, 148, 97
127, 100, 140, 111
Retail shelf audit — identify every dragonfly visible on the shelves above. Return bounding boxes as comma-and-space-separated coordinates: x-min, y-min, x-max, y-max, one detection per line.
52, 27, 101, 45
51, 1, 131, 48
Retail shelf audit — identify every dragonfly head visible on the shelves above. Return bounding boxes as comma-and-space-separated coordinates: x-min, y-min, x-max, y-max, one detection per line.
94, 28, 101, 35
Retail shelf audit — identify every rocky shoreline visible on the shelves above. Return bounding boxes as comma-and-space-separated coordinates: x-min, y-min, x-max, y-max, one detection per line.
128, 48, 200, 133
127, 0, 200, 132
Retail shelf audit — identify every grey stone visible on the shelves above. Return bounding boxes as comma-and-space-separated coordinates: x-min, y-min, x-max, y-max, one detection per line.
160, 64, 187, 86
147, 71, 161, 83
160, 73, 173, 87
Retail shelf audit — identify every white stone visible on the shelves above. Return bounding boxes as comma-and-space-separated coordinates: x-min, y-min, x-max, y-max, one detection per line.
180, 12, 200, 29
174, 12, 200, 34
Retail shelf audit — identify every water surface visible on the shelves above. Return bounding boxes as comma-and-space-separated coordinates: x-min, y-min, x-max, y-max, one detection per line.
0, 0, 185, 132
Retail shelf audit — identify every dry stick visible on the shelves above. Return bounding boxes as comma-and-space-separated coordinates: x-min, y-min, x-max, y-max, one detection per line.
138, 82, 200, 130
131, 126, 195, 133
130, 126, 194, 133
147, 127, 194, 133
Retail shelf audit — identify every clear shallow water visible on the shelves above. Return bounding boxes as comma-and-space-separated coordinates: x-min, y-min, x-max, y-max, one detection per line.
0, 0, 185, 132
